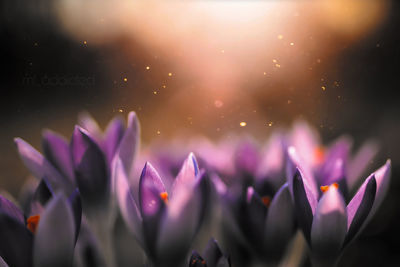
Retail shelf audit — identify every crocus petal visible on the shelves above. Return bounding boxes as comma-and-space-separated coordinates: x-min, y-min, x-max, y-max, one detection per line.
34, 193, 75, 267
344, 175, 376, 246
287, 147, 318, 200
292, 169, 318, 243
14, 138, 73, 194
243, 187, 267, 245
0, 256, 9, 267
42, 130, 75, 182
115, 112, 140, 176
0, 195, 24, 224
171, 153, 199, 198
216, 257, 231, 267
115, 158, 143, 246
234, 140, 259, 175
77, 112, 102, 143
264, 184, 295, 256
203, 238, 223, 267
0, 214, 33, 267
103, 117, 125, 165
157, 172, 207, 263
347, 141, 378, 190
71, 126, 109, 207
368, 160, 391, 219
311, 187, 347, 262
139, 162, 166, 217
29, 180, 53, 216
189, 251, 207, 267
68, 189, 82, 243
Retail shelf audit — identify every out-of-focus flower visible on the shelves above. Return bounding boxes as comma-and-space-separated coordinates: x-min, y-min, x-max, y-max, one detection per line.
189, 238, 230, 267
116, 153, 209, 266
0, 181, 81, 267
207, 135, 295, 265
288, 147, 391, 266
14, 111, 139, 215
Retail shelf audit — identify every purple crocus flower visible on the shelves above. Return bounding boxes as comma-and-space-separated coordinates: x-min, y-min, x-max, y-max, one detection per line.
189, 238, 230, 267
206, 135, 295, 265
287, 145, 391, 266
115, 153, 209, 267
0, 181, 81, 267
14, 111, 139, 215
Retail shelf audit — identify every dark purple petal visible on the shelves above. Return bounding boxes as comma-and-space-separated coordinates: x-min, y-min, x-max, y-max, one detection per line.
14, 138, 73, 194
264, 184, 295, 257
0, 214, 33, 267
203, 238, 223, 267
103, 117, 125, 165
115, 112, 140, 175
344, 175, 376, 246
71, 126, 109, 207
368, 160, 391, 219
311, 187, 347, 262
68, 189, 82, 244
33, 194, 75, 267
189, 251, 207, 267
29, 180, 53, 216
42, 130, 75, 182
292, 169, 318, 243
0, 195, 24, 224
115, 158, 143, 246
139, 162, 166, 217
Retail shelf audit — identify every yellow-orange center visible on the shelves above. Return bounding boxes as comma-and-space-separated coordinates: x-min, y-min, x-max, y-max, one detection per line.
26, 215, 41, 234
320, 182, 339, 193
160, 192, 169, 204
261, 196, 271, 207
314, 146, 325, 164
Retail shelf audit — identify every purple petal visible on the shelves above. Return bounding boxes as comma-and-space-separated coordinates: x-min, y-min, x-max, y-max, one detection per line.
347, 141, 378, 190
344, 175, 376, 246
171, 153, 199, 198
139, 162, 166, 217
78, 112, 102, 143
0, 195, 24, 224
264, 184, 295, 256
311, 187, 347, 262
42, 130, 75, 182
103, 117, 125, 165
368, 160, 391, 219
0, 256, 9, 267
68, 189, 82, 244
203, 238, 223, 267
0, 214, 33, 267
157, 171, 207, 263
34, 193, 75, 267
115, 158, 143, 246
29, 180, 52, 216
292, 169, 318, 243
14, 138, 73, 194
71, 126, 109, 207
234, 139, 259, 175
115, 112, 140, 175
286, 147, 318, 200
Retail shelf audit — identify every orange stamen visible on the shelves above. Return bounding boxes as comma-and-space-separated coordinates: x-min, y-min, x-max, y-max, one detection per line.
261, 196, 271, 207
160, 192, 169, 204
27, 215, 40, 234
314, 146, 325, 164
320, 182, 339, 193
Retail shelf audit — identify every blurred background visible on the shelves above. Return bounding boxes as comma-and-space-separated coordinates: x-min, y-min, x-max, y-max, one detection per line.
0, 0, 399, 266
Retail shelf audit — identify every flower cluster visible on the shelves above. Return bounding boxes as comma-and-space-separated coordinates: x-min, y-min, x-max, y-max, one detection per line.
0, 113, 391, 267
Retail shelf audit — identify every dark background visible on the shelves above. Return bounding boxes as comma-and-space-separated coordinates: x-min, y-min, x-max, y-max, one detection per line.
0, 1, 399, 266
